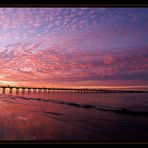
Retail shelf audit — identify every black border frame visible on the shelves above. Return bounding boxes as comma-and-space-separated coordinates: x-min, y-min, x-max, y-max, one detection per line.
0, 0, 148, 145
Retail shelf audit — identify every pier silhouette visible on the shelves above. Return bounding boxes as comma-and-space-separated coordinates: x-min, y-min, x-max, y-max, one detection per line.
0, 85, 147, 94
0, 85, 100, 94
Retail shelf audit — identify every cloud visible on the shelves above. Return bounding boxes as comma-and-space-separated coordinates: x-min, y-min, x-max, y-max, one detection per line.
0, 8, 147, 87
0, 42, 147, 84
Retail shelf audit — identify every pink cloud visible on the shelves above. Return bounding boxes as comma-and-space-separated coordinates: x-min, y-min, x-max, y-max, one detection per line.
0, 8, 147, 87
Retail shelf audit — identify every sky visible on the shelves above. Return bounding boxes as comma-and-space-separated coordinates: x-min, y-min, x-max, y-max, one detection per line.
0, 8, 148, 88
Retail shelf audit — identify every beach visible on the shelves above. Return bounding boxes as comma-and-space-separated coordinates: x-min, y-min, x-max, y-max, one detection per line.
0, 91, 148, 141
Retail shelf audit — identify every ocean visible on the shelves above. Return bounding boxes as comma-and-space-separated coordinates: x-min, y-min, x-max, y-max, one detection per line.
0, 89, 148, 141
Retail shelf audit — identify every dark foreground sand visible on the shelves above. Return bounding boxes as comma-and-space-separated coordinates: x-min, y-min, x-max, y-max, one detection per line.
0, 94, 148, 141
0, 95, 110, 141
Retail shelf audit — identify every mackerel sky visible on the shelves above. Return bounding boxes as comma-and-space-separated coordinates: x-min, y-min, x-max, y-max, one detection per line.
0, 8, 148, 87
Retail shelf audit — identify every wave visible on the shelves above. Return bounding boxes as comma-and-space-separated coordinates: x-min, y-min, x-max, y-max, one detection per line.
14, 96, 148, 117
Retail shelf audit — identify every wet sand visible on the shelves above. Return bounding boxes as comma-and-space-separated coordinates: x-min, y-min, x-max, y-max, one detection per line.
0, 94, 110, 141
0, 93, 148, 141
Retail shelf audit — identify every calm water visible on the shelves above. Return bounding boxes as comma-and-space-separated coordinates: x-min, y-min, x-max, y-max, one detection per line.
0, 89, 148, 141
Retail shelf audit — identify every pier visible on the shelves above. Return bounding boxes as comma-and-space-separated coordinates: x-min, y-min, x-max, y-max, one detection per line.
0, 85, 101, 94
0, 85, 147, 94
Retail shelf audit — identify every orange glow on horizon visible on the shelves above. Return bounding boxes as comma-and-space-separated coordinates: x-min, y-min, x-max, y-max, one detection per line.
0, 81, 19, 86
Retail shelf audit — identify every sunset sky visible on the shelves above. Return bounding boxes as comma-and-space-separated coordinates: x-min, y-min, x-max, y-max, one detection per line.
0, 8, 148, 88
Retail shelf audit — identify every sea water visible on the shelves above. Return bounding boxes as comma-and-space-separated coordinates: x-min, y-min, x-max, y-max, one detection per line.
0, 89, 148, 141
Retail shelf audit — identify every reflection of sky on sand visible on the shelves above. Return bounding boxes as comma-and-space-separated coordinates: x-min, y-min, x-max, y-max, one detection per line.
0, 94, 110, 140
0, 92, 148, 140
